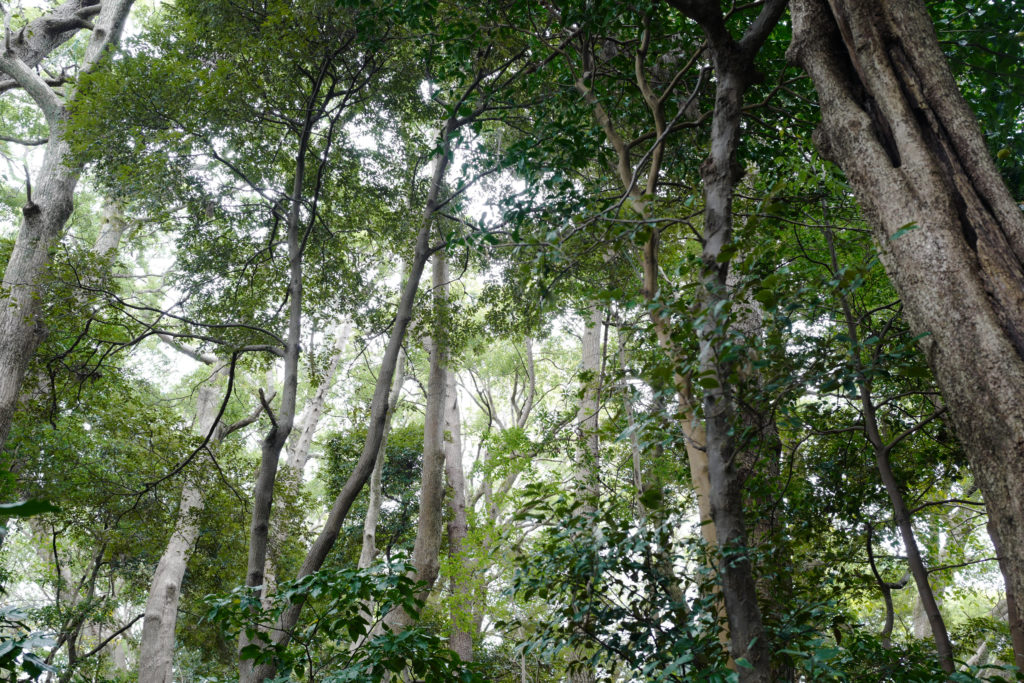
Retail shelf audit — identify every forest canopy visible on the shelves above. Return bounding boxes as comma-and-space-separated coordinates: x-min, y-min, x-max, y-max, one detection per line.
0, 0, 1023, 681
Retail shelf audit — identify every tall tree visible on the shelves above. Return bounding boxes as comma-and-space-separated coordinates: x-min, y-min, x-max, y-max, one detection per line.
0, 0, 134, 452
789, 0, 1024, 664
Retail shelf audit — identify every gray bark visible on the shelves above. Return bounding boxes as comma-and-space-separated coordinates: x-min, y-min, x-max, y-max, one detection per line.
0, 0, 134, 453
358, 346, 406, 570
386, 249, 450, 630
262, 323, 352, 596
568, 305, 602, 683
242, 120, 454, 683
93, 199, 129, 257
664, 3, 787, 678
238, 75, 323, 678
788, 0, 1024, 668
137, 369, 223, 683
444, 368, 473, 661
286, 322, 352, 473
574, 306, 602, 507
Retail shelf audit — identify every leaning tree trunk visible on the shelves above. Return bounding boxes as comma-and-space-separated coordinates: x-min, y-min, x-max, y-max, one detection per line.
0, 0, 134, 453
138, 369, 223, 683
788, 1, 1024, 663
385, 249, 450, 631
241, 122, 457, 683
263, 323, 351, 596
350, 347, 406, 650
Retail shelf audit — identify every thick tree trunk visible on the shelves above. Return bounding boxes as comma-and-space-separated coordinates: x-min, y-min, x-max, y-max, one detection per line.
788, 0, 1024, 658
386, 250, 450, 630
0, 0, 134, 454
444, 368, 473, 661
138, 482, 202, 681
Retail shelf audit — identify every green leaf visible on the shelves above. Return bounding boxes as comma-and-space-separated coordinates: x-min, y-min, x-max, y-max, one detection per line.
0, 499, 59, 518
889, 221, 920, 241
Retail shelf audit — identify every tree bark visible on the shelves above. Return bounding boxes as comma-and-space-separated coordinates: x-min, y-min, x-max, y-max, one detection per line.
663, 3, 788, 679
357, 346, 406, 570
263, 323, 352, 595
568, 305, 602, 683
575, 305, 603, 508
0, 0, 135, 454
138, 369, 223, 683
444, 367, 473, 661
238, 80, 319, 679
93, 199, 130, 257
286, 322, 352, 473
242, 121, 454, 683
788, 0, 1024, 656
386, 249, 450, 630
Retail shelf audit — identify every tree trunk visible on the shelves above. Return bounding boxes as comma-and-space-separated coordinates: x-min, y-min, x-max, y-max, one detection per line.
788, 0, 1024, 658
444, 367, 473, 661
386, 249, 450, 630
568, 305, 602, 683
138, 368, 224, 683
358, 346, 406, 570
243, 121, 454, 683
0, 0, 134, 454
93, 199, 130, 257
575, 305, 602, 507
238, 88, 317, 680
664, 3, 787, 676
286, 322, 352, 473
696, 58, 771, 680
350, 347, 406, 650
263, 323, 352, 595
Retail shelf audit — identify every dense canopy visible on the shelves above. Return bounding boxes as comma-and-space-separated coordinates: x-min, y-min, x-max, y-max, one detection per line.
0, 0, 1023, 681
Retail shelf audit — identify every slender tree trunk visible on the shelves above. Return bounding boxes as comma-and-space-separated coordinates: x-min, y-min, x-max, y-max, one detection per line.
238, 88, 319, 680
244, 121, 455, 683
826, 218, 954, 670
358, 346, 406, 570
663, 3, 786, 675
444, 368, 473, 661
568, 305, 602, 683
137, 373, 222, 683
0, 0, 134, 453
788, 0, 1024, 657
263, 323, 351, 595
286, 322, 352, 473
575, 305, 602, 508
386, 250, 450, 630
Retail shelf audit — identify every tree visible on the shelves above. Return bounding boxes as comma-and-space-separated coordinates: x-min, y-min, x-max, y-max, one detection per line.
0, 0, 135, 453
789, 0, 1024, 667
